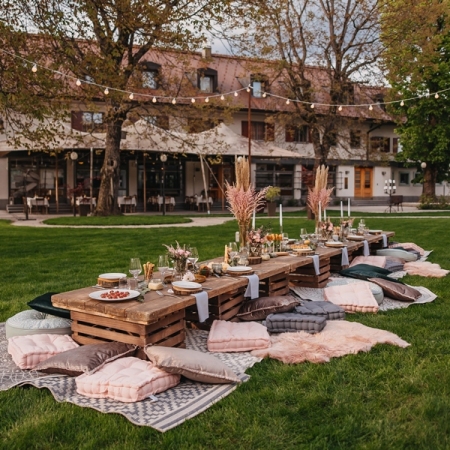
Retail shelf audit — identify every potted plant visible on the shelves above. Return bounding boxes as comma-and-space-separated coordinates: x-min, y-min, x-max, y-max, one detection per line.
265, 186, 281, 216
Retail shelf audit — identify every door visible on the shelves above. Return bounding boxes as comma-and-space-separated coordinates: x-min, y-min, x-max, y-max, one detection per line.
354, 167, 373, 197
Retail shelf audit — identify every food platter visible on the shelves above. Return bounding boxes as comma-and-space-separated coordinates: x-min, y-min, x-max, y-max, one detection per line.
368, 229, 383, 234
89, 289, 140, 302
346, 235, 366, 241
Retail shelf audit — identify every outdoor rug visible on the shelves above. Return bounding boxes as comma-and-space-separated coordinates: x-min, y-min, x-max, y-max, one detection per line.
0, 323, 261, 432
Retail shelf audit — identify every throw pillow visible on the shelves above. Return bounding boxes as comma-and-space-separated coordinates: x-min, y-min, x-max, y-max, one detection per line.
368, 278, 422, 302
35, 342, 136, 376
340, 264, 404, 284
27, 292, 71, 320
144, 346, 241, 384
236, 295, 300, 321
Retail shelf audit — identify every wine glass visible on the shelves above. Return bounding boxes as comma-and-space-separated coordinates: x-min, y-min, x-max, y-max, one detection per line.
228, 242, 238, 265
188, 246, 199, 271
129, 258, 142, 287
157, 255, 169, 285
281, 232, 289, 250
300, 228, 308, 243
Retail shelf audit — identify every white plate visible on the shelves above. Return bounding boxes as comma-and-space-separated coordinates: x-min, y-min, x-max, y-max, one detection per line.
325, 241, 346, 247
172, 281, 202, 290
98, 273, 127, 280
346, 235, 365, 241
89, 289, 140, 301
226, 266, 253, 272
369, 230, 383, 234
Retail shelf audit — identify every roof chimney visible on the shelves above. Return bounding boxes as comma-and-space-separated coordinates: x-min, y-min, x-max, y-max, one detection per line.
202, 42, 212, 59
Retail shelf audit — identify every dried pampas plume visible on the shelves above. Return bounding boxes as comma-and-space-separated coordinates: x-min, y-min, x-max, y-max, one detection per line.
235, 156, 250, 191
307, 165, 334, 217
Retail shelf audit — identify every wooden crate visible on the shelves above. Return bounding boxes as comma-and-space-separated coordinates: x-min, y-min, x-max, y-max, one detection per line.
259, 271, 290, 297
185, 285, 246, 328
330, 247, 357, 272
289, 257, 330, 288
71, 310, 186, 358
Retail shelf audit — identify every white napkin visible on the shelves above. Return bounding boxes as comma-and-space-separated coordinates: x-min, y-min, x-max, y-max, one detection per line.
363, 240, 370, 256
307, 254, 320, 275
243, 274, 260, 299
193, 291, 209, 323
341, 247, 349, 266
382, 233, 388, 248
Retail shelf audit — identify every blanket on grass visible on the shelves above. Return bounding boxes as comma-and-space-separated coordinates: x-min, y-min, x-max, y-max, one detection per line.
0, 323, 261, 432
251, 321, 410, 364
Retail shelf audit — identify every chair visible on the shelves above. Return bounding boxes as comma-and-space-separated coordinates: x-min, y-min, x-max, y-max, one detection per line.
122, 196, 134, 213
165, 196, 174, 212
35, 197, 48, 214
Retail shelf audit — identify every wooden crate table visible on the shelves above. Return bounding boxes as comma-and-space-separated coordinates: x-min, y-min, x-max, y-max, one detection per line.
288, 251, 331, 288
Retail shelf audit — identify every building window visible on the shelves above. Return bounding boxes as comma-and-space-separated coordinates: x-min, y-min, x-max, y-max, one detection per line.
251, 74, 269, 98
399, 172, 410, 185
143, 115, 169, 130
393, 138, 399, 154
285, 125, 310, 143
350, 130, 361, 148
142, 71, 158, 89
71, 111, 105, 133
197, 68, 218, 93
370, 136, 390, 153
242, 121, 274, 141
255, 163, 294, 196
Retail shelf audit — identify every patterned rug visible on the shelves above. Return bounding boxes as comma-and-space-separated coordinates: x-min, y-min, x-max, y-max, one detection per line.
0, 324, 261, 432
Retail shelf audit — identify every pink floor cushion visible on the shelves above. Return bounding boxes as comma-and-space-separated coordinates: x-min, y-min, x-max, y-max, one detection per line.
76, 356, 180, 403
391, 242, 425, 256
323, 282, 379, 313
207, 320, 270, 352
7, 334, 79, 370
350, 255, 386, 269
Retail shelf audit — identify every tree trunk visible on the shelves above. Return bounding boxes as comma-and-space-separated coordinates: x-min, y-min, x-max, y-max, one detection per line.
95, 118, 124, 216
422, 165, 437, 200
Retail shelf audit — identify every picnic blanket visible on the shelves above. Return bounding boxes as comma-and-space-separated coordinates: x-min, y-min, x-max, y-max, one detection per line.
0, 323, 261, 432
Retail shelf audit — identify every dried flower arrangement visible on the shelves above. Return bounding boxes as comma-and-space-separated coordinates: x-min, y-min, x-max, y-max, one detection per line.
306, 165, 335, 223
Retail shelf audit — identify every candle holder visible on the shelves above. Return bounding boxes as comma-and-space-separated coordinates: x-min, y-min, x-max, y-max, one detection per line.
384, 179, 396, 213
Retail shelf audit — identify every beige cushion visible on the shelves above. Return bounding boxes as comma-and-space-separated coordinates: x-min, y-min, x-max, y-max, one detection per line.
35, 342, 136, 376
368, 278, 422, 302
236, 295, 300, 321
323, 282, 379, 313
144, 346, 241, 384
350, 255, 386, 268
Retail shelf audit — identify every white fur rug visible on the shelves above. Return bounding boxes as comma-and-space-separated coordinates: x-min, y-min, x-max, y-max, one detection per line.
251, 321, 410, 364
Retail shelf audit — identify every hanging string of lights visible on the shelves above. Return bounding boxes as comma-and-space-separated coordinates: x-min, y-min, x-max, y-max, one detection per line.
1, 47, 449, 110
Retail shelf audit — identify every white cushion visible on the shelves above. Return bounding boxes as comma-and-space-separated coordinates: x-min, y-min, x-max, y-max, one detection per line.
376, 249, 418, 262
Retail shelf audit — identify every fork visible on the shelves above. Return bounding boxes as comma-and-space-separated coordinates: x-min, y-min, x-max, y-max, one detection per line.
155, 290, 178, 299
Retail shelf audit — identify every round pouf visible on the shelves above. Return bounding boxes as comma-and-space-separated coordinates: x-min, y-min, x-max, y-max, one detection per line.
5, 310, 72, 339
327, 278, 384, 305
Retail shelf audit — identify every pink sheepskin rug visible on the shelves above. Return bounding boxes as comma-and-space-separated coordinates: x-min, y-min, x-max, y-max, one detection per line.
251, 321, 410, 364
404, 261, 449, 278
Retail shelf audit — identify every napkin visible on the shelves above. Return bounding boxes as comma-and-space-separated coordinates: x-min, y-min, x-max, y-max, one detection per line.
382, 233, 388, 248
243, 274, 260, 299
341, 247, 349, 266
363, 240, 370, 256
307, 254, 320, 275
193, 291, 209, 323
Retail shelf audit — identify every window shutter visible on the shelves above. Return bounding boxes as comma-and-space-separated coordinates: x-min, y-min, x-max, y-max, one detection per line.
285, 127, 294, 142
241, 121, 249, 138
71, 111, 83, 131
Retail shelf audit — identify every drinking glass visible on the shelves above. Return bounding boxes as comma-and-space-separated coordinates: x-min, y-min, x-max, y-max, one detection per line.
228, 242, 238, 265
281, 232, 289, 250
129, 258, 142, 284
300, 228, 308, 242
157, 255, 170, 284
188, 246, 199, 271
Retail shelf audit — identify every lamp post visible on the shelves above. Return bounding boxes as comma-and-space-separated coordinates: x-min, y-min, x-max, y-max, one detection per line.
160, 153, 167, 216
384, 178, 396, 213
70, 151, 78, 216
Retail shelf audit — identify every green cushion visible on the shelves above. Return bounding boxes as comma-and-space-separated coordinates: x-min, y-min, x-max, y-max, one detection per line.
340, 264, 404, 285
27, 292, 71, 320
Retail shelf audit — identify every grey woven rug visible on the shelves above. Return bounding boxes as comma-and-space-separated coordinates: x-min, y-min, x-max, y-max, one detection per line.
0, 323, 261, 432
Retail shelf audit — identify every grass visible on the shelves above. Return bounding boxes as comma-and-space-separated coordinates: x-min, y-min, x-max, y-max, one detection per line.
43, 215, 192, 226
1, 215, 450, 449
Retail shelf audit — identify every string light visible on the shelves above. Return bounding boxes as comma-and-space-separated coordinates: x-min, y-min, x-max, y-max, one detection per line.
172, 98, 176, 104
152, 97, 157, 103
76, 79, 81, 86
263, 92, 267, 98
31, 64, 37, 73
129, 93, 134, 100
400, 100, 404, 106
205, 97, 209, 103
286, 99, 290, 105
234, 91, 238, 97
104, 87, 109, 95
435, 93, 439, 99
246, 86, 251, 93
338, 105, 343, 111
220, 94, 225, 100
191, 98, 195, 103
310, 103, 314, 109
369, 104, 373, 110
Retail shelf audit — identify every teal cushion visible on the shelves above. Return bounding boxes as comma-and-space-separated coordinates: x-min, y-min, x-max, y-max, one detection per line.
340, 264, 404, 284
27, 292, 71, 320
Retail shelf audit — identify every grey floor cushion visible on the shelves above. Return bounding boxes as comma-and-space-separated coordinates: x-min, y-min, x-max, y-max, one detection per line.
265, 313, 327, 334
295, 301, 346, 320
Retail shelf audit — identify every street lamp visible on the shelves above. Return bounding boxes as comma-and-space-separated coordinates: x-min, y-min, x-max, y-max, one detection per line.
160, 153, 167, 216
421, 162, 427, 169
70, 152, 78, 216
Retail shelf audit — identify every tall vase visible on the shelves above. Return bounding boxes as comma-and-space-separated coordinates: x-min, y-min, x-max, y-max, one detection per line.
173, 259, 187, 281
238, 222, 248, 251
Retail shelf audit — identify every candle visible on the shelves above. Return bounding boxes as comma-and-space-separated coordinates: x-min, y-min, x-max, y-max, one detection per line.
340, 201, 343, 218
318, 201, 322, 222
324, 208, 327, 221
279, 204, 283, 228
235, 231, 240, 242
252, 209, 256, 230
348, 198, 351, 217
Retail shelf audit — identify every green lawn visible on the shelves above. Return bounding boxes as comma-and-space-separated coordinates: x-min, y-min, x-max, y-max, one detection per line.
1, 216, 450, 449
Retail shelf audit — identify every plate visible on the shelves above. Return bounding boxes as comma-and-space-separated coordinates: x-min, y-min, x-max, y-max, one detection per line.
98, 272, 127, 280
172, 281, 202, 290
89, 289, 140, 301
325, 241, 346, 248
369, 229, 383, 234
226, 266, 253, 273
346, 235, 365, 241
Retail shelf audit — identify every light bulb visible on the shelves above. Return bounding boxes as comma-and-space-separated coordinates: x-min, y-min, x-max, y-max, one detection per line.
129, 93, 134, 100
234, 91, 238, 97
338, 105, 342, 111
220, 94, 225, 100
310, 103, 315, 109
31, 64, 37, 73
205, 97, 209, 103
435, 93, 439, 99
286, 99, 290, 105
104, 87, 109, 95
76, 79, 81, 86
246, 86, 251, 93
400, 100, 404, 106
369, 104, 373, 110
172, 98, 176, 104
152, 97, 157, 103
262, 92, 267, 98
191, 98, 195, 103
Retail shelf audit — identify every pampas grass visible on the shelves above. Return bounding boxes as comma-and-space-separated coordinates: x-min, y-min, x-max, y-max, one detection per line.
307, 165, 334, 217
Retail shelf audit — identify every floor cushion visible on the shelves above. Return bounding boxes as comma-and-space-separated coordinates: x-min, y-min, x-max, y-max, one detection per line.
327, 277, 384, 305
340, 264, 405, 284
294, 301, 346, 320
236, 295, 300, 321
7, 334, 79, 369
27, 292, 71, 320
144, 346, 241, 384
376, 248, 418, 262
76, 357, 180, 402
384, 257, 405, 273
5, 310, 72, 339
368, 278, 422, 302
390, 242, 425, 256
323, 282, 379, 313
207, 320, 270, 352
35, 342, 136, 376
350, 255, 386, 269
265, 313, 327, 334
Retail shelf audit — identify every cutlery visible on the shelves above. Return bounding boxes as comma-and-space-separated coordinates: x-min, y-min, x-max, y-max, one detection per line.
155, 290, 178, 299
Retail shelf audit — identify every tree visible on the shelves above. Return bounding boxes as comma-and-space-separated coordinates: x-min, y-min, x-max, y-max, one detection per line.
223, 0, 386, 170
0, 0, 240, 215
381, 0, 450, 199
